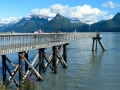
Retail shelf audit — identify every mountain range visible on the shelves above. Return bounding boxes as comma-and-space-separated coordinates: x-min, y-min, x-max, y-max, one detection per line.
0, 12, 120, 33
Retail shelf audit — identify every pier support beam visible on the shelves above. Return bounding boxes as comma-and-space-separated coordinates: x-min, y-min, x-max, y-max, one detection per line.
19, 52, 43, 80
2, 55, 6, 85
92, 38, 97, 51
98, 40, 106, 51
2, 55, 19, 87
92, 33, 106, 51
63, 44, 68, 68
52, 46, 57, 73
25, 52, 28, 72
18, 52, 23, 85
39, 48, 45, 74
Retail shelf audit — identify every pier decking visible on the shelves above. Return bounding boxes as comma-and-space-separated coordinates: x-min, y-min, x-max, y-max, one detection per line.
0, 32, 97, 55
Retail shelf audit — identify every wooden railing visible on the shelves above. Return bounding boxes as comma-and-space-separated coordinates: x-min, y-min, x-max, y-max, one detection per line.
0, 32, 97, 55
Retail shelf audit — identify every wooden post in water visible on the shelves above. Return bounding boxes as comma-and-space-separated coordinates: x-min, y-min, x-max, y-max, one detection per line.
97, 33, 106, 51
92, 33, 106, 51
18, 52, 23, 85
39, 48, 45, 74
52, 46, 57, 73
92, 38, 96, 51
96, 38, 97, 51
98, 40, 106, 51
63, 44, 68, 68
25, 52, 28, 72
2, 55, 6, 85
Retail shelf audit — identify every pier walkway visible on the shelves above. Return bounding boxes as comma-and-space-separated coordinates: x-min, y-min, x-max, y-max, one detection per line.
0, 32, 97, 55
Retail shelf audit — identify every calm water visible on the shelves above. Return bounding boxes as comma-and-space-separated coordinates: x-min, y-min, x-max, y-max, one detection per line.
0, 32, 120, 90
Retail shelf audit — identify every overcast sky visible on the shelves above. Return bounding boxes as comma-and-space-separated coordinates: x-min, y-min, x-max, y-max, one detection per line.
0, 0, 120, 24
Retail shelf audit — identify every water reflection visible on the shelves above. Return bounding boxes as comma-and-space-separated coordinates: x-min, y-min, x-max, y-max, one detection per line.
36, 70, 68, 90
91, 51, 105, 66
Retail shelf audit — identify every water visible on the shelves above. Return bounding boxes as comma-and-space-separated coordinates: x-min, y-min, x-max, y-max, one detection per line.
0, 32, 120, 90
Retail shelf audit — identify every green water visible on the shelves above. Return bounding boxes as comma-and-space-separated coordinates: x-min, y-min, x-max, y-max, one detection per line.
0, 32, 120, 90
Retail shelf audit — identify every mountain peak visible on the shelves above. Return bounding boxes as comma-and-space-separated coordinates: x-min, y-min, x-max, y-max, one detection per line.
54, 13, 63, 18
112, 12, 120, 20
56, 13, 61, 17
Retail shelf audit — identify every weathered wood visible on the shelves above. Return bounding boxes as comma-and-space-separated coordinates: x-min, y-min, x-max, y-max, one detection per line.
56, 47, 67, 67
5, 57, 16, 68
39, 49, 43, 74
43, 51, 53, 68
22, 52, 39, 79
98, 40, 106, 51
63, 44, 68, 67
41, 49, 45, 70
25, 52, 28, 72
18, 52, 23, 85
92, 38, 96, 51
52, 46, 57, 73
2, 55, 6, 85
55, 45, 68, 67
42, 52, 54, 72
6, 65, 20, 87
5, 64, 19, 87
96, 39, 97, 51
56, 47, 63, 65
29, 61, 41, 78
19, 53, 43, 80
5, 56, 19, 87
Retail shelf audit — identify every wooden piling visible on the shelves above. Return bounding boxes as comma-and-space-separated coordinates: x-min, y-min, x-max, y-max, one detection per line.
25, 52, 28, 72
96, 39, 97, 51
63, 44, 68, 68
98, 40, 106, 51
18, 52, 23, 85
92, 38, 96, 51
39, 48, 45, 74
2, 55, 6, 85
52, 46, 57, 73
92, 33, 106, 51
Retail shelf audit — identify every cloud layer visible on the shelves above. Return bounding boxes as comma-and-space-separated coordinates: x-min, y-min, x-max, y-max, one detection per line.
102, 1, 120, 8
31, 4, 108, 23
0, 3, 115, 25
0, 16, 21, 24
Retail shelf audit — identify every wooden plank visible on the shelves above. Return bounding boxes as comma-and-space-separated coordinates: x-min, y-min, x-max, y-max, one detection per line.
22, 52, 39, 79
6, 56, 17, 68
19, 53, 43, 80
56, 47, 67, 67
43, 51, 53, 67
6, 65, 20, 87
42, 52, 54, 72
56, 47, 63, 65
98, 40, 106, 51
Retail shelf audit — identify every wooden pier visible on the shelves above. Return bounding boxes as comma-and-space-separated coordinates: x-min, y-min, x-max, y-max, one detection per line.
0, 32, 106, 88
